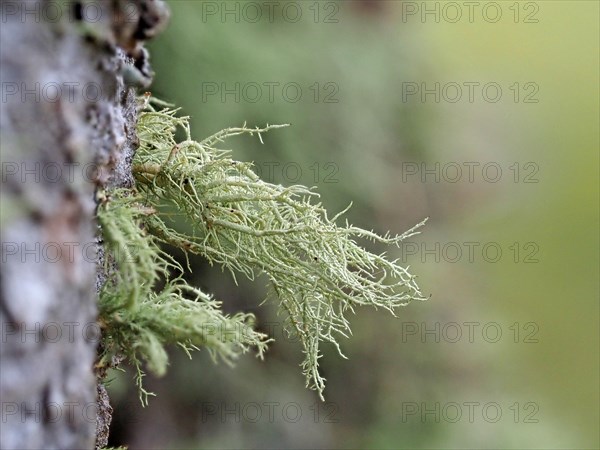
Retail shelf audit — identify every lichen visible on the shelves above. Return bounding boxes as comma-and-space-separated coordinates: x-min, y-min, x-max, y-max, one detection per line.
97, 95, 426, 402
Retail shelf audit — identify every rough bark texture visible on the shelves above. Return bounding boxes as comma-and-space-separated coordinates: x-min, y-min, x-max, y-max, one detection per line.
0, 1, 168, 448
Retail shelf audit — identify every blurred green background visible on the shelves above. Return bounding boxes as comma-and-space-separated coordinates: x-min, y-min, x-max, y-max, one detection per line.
107, 1, 599, 448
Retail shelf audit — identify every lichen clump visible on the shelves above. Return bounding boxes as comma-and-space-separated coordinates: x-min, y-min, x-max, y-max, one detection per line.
97, 96, 426, 402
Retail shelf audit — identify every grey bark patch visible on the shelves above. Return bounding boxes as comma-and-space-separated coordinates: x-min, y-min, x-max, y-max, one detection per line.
95, 383, 113, 449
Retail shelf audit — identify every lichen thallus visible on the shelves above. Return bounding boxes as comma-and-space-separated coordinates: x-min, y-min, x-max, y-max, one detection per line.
97, 95, 427, 403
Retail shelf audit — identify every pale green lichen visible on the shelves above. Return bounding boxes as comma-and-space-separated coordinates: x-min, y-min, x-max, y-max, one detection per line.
97, 189, 269, 405
97, 95, 426, 402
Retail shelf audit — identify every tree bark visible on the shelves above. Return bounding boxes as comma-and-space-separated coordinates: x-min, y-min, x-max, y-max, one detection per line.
0, 1, 168, 448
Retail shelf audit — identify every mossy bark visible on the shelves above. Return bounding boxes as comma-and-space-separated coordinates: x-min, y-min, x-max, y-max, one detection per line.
0, 1, 168, 448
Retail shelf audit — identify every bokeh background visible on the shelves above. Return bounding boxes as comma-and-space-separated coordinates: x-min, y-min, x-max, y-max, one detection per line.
106, 1, 599, 448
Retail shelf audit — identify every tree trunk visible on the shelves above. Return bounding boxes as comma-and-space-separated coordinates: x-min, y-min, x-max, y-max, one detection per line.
0, 1, 168, 448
